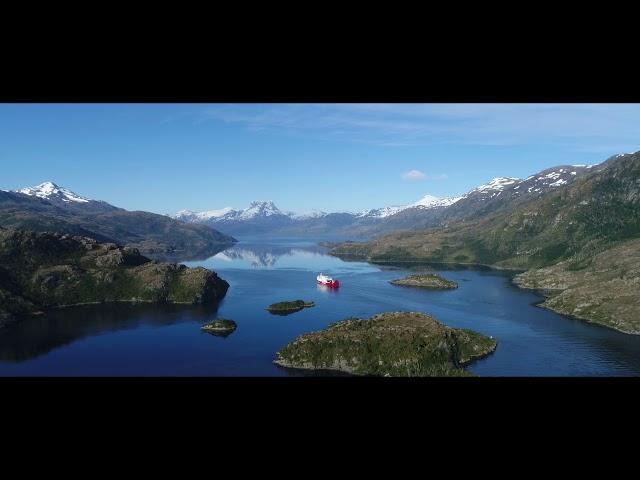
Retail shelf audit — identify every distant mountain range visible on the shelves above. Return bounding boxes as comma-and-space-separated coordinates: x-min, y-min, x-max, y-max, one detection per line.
0, 182, 236, 259
172, 163, 596, 239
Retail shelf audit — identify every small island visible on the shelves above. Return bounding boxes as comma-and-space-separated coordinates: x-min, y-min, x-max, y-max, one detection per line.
274, 311, 496, 376
266, 300, 315, 315
390, 273, 458, 290
201, 319, 237, 337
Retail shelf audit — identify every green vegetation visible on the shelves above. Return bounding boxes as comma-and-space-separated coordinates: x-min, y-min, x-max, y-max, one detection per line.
513, 238, 640, 334
266, 300, 315, 315
333, 154, 640, 270
0, 191, 236, 257
0, 228, 229, 327
331, 153, 640, 332
275, 312, 497, 376
390, 273, 458, 289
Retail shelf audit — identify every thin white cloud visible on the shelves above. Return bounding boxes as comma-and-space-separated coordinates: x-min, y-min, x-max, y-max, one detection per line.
197, 104, 640, 153
402, 170, 426, 181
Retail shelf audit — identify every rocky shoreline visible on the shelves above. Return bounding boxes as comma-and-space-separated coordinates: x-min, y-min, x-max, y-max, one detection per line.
512, 241, 640, 335
0, 228, 230, 327
274, 311, 497, 376
333, 244, 640, 336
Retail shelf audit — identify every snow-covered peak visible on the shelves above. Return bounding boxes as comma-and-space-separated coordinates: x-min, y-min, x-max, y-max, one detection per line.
472, 177, 521, 193
17, 181, 90, 203
356, 205, 405, 219
291, 209, 328, 220
174, 201, 285, 223
238, 201, 283, 220
410, 194, 462, 209
356, 193, 461, 219
174, 207, 235, 222
174, 193, 461, 224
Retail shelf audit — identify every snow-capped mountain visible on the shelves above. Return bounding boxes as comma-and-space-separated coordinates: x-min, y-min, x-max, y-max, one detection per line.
355, 194, 462, 219
176, 193, 461, 225
356, 205, 405, 219
237, 201, 284, 220
170, 160, 602, 239
15, 181, 120, 213
2, 181, 235, 256
450, 166, 594, 207
290, 209, 329, 220
18, 181, 90, 204
410, 194, 463, 209
175, 201, 289, 224
515, 165, 594, 194
174, 207, 235, 223
471, 177, 521, 195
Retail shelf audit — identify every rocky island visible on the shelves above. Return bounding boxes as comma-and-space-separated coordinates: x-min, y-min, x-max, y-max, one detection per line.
201, 319, 237, 337
0, 227, 230, 328
266, 300, 315, 315
274, 311, 497, 376
390, 273, 458, 290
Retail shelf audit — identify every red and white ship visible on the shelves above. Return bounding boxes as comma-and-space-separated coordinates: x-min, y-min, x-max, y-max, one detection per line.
317, 273, 340, 288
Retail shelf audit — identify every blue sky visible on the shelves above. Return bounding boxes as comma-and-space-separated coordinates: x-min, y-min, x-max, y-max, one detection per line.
1, 103, 639, 214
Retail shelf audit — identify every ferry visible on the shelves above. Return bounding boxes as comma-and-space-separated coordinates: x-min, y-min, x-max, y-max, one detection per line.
317, 273, 340, 288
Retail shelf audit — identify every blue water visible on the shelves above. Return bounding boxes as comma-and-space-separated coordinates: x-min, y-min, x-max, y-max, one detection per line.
1, 238, 639, 376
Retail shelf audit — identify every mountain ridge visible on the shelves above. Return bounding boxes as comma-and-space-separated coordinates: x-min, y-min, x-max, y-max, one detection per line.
329, 151, 640, 334
1, 183, 236, 259
171, 162, 599, 239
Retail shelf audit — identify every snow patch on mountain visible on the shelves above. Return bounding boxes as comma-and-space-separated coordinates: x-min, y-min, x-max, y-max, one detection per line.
356, 206, 405, 218
410, 194, 462, 208
291, 209, 329, 220
356, 193, 461, 219
17, 181, 90, 203
175, 207, 235, 222
472, 177, 521, 193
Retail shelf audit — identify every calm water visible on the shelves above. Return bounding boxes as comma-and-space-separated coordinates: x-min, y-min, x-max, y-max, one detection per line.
1, 238, 640, 376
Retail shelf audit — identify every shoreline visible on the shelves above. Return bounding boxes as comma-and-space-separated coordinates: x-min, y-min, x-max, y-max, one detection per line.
329, 252, 526, 272
332, 250, 638, 336
514, 283, 640, 336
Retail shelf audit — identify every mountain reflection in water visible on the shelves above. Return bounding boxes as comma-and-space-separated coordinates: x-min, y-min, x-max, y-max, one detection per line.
208, 242, 330, 268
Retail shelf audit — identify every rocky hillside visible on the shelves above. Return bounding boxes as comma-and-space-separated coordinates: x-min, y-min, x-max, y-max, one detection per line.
0, 186, 236, 258
0, 228, 230, 328
513, 238, 640, 335
332, 153, 639, 268
274, 312, 497, 376
331, 152, 640, 333
17, 181, 120, 214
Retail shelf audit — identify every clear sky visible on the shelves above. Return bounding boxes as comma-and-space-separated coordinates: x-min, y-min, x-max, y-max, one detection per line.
1, 103, 639, 214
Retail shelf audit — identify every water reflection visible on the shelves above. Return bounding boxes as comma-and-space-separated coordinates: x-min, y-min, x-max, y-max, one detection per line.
146, 243, 235, 263
201, 328, 235, 338
317, 284, 340, 294
0, 302, 220, 362
183, 240, 379, 275
211, 243, 327, 268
